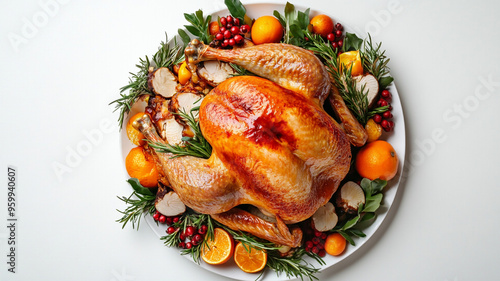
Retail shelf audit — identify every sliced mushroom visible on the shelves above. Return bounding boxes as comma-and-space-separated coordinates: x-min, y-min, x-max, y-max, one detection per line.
148, 67, 177, 98
335, 181, 366, 215
311, 202, 338, 232
170, 92, 204, 120
159, 117, 184, 145
197, 61, 237, 87
155, 187, 186, 217
354, 74, 379, 108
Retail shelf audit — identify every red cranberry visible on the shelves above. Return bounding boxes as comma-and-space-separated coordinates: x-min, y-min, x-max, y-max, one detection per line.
153, 212, 160, 221
233, 18, 240, 26
198, 225, 208, 235
158, 215, 166, 223
337, 39, 344, 48
230, 26, 240, 35
215, 32, 224, 41
378, 99, 388, 107
335, 29, 342, 38
234, 34, 244, 44
305, 240, 313, 249
312, 247, 319, 254
373, 114, 382, 123
318, 249, 326, 257
165, 217, 173, 225
312, 237, 320, 245
381, 89, 391, 99
331, 41, 338, 49
220, 17, 227, 27
383, 111, 393, 119
321, 233, 327, 240
166, 226, 176, 235
388, 121, 395, 128
219, 26, 226, 33
327, 33, 335, 42
228, 38, 236, 46
314, 230, 322, 237
178, 242, 186, 248
381, 120, 389, 128
223, 30, 231, 39
179, 232, 186, 241
335, 23, 343, 31
185, 242, 193, 249
240, 24, 250, 33
193, 234, 203, 245
226, 15, 233, 25
173, 217, 180, 223
185, 226, 196, 236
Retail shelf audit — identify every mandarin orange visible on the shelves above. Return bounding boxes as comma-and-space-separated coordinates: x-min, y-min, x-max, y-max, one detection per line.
325, 233, 347, 256
310, 14, 334, 37
355, 140, 399, 181
125, 146, 160, 188
250, 16, 283, 45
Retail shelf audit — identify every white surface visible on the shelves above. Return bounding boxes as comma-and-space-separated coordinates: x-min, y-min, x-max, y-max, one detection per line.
0, 0, 499, 281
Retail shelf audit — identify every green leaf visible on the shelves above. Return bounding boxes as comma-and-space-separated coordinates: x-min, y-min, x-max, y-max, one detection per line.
379, 76, 394, 90
273, 10, 286, 26
342, 215, 360, 230
348, 229, 366, 238
337, 230, 356, 246
363, 194, 383, 213
361, 212, 376, 222
360, 177, 373, 197
177, 29, 191, 45
284, 2, 295, 18
184, 25, 200, 37
224, 0, 246, 20
297, 8, 310, 28
127, 178, 155, 196
343, 32, 364, 51
371, 179, 388, 194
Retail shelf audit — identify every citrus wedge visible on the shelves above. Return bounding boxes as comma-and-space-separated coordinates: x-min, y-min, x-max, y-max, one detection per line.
201, 228, 234, 265
234, 242, 267, 273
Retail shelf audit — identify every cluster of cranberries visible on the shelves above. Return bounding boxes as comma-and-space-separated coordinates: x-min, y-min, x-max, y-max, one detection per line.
326, 23, 344, 49
213, 15, 250, 48
166, 224, 208, 249
372, 89, 395, 132
302, 226, 327, 257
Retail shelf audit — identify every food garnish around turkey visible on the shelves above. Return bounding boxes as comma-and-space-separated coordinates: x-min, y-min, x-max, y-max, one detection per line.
112, 1, 400, 280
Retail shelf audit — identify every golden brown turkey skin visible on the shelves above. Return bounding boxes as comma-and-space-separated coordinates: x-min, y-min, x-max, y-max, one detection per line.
200, 76, 351, 223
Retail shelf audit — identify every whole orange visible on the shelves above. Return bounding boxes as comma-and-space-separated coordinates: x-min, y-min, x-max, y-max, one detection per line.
251, 16, 283, 45
355, 140, 399, 181
126, 113, 147, 146
209, 21, 220, 36
310, 14, 334, 37
125, 146, 160, 187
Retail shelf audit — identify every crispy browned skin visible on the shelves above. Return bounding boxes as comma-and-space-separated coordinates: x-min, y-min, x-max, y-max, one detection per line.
135, 42, 351, 247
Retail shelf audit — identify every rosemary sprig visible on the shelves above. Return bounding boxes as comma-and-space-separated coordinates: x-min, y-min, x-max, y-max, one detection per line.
115, 178, 156, 230
111, 34, 184, 128
148, 107, 212, 159
361, 34, 394, 90
266, 249, 324, 281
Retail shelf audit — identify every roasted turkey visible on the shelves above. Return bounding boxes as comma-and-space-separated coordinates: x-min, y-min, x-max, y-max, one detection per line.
134, 40, 353, 247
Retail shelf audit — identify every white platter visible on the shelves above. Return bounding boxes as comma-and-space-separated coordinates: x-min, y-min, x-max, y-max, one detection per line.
120, 3, 406, 281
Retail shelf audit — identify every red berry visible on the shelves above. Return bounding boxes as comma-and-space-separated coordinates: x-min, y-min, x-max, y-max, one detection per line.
234, 18, 240, 26
219, 26, 226, 33
167, 226, 176, 235
228, 38, 236, 46
199, 225, 208, 235
222, 39, 229, 47
321, 233, 327, 240
178, 242, 186, 248
327, 33, 335, 42
215, 32, 224, 41
240, 24, 250, 33
312, 247, 319, 254
179, 232, 186, 241
226, 23, 233, 29
220, 17, 227, 27
193, 234, 203, 245
381, 90, 391, 99
226, 15, 233, 25
153, 212, 160, 221
185, 226, 195, 236
231, 26, 240, 35
383, 111, 393, 119
165, 217, 173, 225
335, 29, 342, 38
185, 242, 193, 249
378, 99, 388, 107
388, 120, 395, 128
331, 41, 338, 49
318, 249, 326, 257
312, 237, 320, 245
373, 114, 382, 123
173, 217, 180, 223
305, 240, 314, 249
234, 34, 244, 44
337, 39, 344, 47
159, 215, 166, 223
381, 120, 389, 128
223, 30, 231, 39
335, 23, 343, 31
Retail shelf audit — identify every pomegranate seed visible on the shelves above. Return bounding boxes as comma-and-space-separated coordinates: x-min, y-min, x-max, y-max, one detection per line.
159, 215, 166, 223
335, 23, 343, 31
240, 24, 250, 33
383, 111, 393, 119
185, 242, 193, 249
153, 212, 160, 221
167, 226, 176, 235
234, 18, 240, 26
381, 90, 391, 99
335, 30, 342, 38
220, 17, 227, 27
373, 114, 382, 123
228, 38, 236, 46
226, 15, 233, 25
327, 33, 335, 42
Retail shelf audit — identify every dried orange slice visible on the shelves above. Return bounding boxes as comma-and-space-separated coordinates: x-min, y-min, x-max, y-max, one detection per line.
234, 242, 267, 273
201, 228, 234, 265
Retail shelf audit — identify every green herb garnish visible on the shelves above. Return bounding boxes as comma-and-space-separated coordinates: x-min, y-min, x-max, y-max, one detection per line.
116, 178, 156, 230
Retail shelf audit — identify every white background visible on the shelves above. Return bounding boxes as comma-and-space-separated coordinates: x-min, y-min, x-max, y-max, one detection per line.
1, 0, 499, 280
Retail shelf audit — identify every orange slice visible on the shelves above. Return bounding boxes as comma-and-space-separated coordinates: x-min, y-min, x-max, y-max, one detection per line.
234, 242, 267, 273
201, 228, 234, 265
